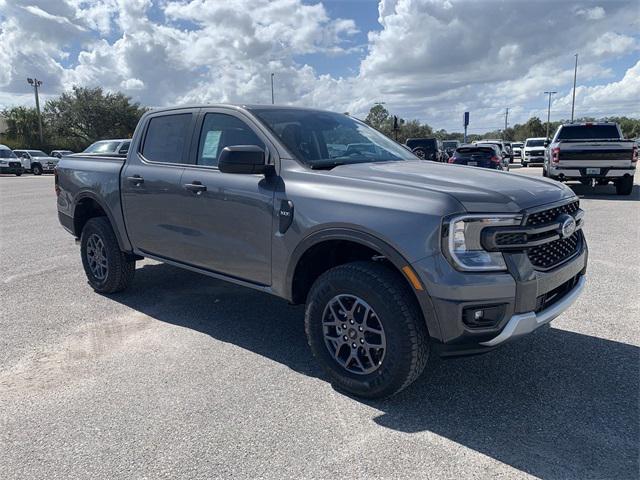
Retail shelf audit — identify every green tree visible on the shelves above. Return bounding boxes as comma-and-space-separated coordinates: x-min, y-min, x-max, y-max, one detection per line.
1, 106, 43, 148
44, 86, 146, 151
364, 104, 391, 131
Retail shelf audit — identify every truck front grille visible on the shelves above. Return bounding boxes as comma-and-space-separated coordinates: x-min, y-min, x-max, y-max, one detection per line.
527, 231, 581, 270
525, 200, 579, 226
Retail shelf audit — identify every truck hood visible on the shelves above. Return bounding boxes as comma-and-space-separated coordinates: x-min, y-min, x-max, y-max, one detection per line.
33, 156, 59, 162
329, 160, 575, 212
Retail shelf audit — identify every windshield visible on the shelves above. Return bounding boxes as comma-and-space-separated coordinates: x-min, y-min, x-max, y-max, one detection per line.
512, 143, 523, 148
557, 124, 620, 140
525, 139, 545, 147
28, 150, 48, 157
442, 141, 458, 149
84, 141, 122, 153
0, 149, 17, 159
250, 108, 416, 168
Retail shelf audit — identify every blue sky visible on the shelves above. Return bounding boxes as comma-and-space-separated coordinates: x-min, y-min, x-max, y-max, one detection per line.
1, 0, 638, 132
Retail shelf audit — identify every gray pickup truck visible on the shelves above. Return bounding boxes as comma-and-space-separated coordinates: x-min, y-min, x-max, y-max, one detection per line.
56, 105, 588, 398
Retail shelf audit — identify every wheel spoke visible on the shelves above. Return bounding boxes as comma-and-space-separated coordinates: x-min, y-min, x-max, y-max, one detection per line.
321, 294, 386, 376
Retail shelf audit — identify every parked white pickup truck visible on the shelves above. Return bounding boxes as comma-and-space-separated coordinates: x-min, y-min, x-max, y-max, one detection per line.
544, 122, 637, 195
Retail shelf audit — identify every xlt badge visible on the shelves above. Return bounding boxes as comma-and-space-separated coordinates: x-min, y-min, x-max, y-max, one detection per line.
279, 200, 294, 234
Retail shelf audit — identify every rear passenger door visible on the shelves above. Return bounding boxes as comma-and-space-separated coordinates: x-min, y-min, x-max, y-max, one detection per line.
121, 109, 198, 258
173, 109, 275, 285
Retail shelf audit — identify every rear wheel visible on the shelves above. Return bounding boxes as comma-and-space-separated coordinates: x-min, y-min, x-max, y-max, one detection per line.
412, 147, 426, 159
305, 261, 429, 399
80, 217, 135, 293
15, 171, 22, 176
616, 176, 634, 196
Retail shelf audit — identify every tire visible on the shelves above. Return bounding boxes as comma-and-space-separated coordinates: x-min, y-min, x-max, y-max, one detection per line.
521, 162, 527, 168
412, 147, 426, 159
616, 176, 634, 196
15, 171, 22, 176
32, 164, 43, 175
80, 217, 135, 293
305, 261, 430, 399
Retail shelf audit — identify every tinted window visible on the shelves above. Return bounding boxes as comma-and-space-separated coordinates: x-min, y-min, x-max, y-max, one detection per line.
455, 147, 495, 159
525, 139, 545, 147
557, 125, 620, 140
84, 141, 122, 153
28, 150, 47, 157
197, 114, 264, 167
251, 108, 415, 168
406, 139, 437, 151
119, 141, 130, 154
0, 149, 17, 159
142, 114, 192, 164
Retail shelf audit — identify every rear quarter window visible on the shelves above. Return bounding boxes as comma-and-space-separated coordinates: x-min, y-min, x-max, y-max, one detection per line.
142, 113, 192, 163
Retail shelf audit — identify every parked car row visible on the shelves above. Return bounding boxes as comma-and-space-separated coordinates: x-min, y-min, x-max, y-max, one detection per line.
0, 139, 132, 176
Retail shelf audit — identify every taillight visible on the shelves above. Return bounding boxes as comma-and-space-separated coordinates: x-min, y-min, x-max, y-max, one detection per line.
448, 156, 456, 164
490, 155, 500, 163
54, 167, 60, 196
632, 145, 638, 164
551, 147, 560, 164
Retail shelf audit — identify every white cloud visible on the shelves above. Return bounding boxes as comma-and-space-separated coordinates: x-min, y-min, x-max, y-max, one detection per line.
0, 0, 638, 131
576, 6, 605, 20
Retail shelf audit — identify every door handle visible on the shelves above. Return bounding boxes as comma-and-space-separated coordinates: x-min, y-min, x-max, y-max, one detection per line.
184, 182, 207, 194
126, 175, 144, 185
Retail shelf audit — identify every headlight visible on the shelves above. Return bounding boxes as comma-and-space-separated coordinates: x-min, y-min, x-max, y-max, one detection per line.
0, 160, 9, 166
443, 214, 522, 271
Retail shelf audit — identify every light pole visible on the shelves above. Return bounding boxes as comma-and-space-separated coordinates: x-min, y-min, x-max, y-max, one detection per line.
503, 107, 509, 138
571, 53, 578, 121
270, 73, 274, 105
544, 91, 556, 139
27, 77, 44, 144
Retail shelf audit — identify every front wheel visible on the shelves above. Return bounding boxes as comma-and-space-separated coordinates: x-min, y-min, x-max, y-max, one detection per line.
80, 217, 135, 293
32, 164, 43, 175
616, 176, 634, 195
305, 261, 430, 399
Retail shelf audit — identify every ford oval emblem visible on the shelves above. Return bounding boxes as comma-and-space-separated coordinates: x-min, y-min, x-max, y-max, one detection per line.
559, 214, 576, 238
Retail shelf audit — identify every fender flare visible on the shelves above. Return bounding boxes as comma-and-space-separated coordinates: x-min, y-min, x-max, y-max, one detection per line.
285, 227, 442, 340
73, 191, 131, 251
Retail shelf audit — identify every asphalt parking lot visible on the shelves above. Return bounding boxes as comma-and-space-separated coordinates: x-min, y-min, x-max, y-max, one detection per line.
1, 167, 638, 479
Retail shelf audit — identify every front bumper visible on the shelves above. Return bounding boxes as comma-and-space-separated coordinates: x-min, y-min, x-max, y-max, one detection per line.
411, 234, 587, 355
524, 155, 545, 165
479, 275, 585, 347
0, 166, 23, 174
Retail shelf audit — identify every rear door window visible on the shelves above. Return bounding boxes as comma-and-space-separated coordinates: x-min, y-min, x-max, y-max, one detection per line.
142, 113, 192, 164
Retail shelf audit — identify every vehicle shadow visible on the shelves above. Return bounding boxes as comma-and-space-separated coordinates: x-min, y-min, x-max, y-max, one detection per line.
108, 262, 639, 479
567, 183, 639, 201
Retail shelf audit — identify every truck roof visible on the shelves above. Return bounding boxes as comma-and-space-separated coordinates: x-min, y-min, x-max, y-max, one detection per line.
146, 104, 336, 115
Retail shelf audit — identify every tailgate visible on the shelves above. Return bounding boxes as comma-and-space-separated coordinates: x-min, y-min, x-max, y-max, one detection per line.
557, 142, 633, 168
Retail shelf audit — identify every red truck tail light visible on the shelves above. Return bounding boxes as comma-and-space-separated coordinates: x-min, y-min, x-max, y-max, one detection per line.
490, 155, 500, 164
632, 145, 638, 164
551, 147, 560, 164
448, 155, 456, 164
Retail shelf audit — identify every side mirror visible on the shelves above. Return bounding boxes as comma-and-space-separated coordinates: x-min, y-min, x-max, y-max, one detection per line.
218, 145, 268, 174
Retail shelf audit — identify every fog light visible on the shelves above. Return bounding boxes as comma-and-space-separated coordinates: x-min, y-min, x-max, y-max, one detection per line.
463, 304, 506, 328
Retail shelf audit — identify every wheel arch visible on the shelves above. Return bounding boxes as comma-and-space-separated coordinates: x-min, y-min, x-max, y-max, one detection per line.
73, 192, 130, 251
286, 228, 441, 339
